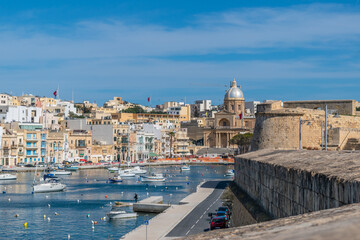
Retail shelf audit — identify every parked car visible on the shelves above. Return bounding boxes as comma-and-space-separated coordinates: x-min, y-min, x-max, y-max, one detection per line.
215, 211, 229, 220
16, 162, 25, 167
217, 206, 231, 217
24, 164, 35, 167
210, 216, 228, 230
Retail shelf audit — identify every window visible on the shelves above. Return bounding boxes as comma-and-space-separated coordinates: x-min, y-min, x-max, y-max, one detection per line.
231, 105, 234, 111
78, 140, 85, 147
238, 105, 241, 110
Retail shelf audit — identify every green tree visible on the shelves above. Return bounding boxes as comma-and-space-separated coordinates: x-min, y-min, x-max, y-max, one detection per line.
122, 106, 146, 113
169, 131, 176, 158
229, 133, 253, 154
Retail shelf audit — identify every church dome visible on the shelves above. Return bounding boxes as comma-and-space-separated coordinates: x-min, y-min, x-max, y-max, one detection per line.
224, 78, 244, 100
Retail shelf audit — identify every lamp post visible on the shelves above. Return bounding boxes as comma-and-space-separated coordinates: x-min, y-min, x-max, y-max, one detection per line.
325, 105, 328, 151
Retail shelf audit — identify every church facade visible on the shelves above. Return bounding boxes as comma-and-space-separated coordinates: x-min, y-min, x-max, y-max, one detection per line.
203, 78, 253, 149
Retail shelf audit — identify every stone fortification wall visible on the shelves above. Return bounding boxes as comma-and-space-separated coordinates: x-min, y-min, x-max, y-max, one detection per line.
251, 104, 360, 151
283, 99, 357, 116
235, 149, 360, 219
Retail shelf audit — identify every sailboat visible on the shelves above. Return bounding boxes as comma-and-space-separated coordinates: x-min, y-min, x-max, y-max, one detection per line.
32, 158, 66, 193
0, 173, 17, 180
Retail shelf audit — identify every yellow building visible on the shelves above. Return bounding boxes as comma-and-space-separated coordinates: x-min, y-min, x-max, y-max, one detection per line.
68, 130, 92, 161
91, 144, 114, 162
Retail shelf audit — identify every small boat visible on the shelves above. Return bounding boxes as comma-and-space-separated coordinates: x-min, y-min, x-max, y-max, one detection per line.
106, 210, 137, 219
33, 178, 66, 193
0, 173, 17, 180
130, 166, 147, 175
50, 170, 72, 175
181, 165, 191, 171
108, 167, 119, 172
141, 173, 166, 182
225, 169, 234, 177
119, 169, 136, 177
66, 166, 78, 171
109, 175, 123, 183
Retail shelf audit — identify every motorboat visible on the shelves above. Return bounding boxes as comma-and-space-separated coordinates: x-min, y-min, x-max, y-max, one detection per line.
225, 169, 235, 177
106, 210, 137, 219
118, 169, 135, 177
141, 173, 166, 182
50, 170, 72, 175
33, 178, 66, 193
108, 167, 119, 172
181, 165, 191, 171
66, 165, 78, 171
130, 166, 147, 175
109, 175, 123, 183
0, 173, 17, 180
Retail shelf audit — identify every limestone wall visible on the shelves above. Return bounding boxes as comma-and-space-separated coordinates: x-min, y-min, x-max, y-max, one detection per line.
234, 150, 360, 219
251, 107, 360, 151
284, 100, 357, 116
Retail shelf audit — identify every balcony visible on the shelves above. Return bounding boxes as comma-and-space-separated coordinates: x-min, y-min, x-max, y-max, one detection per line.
27, 138, 38, 141
26, 146, 38, 149
26, 153, 39, 157
18, 151, 24, 155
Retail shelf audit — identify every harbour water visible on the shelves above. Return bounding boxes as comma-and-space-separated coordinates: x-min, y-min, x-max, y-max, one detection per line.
0, 165, 230, 239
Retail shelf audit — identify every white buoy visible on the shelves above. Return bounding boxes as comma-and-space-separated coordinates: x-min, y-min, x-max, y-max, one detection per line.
68, 234, 71, 239
48, 204, 51, 208
147, 192, 149, 196
55, 212, 59, 215
8, 198, 11, 202
77, 199, 80, 203
47, 217, 51, 222
45, 195, 49, 199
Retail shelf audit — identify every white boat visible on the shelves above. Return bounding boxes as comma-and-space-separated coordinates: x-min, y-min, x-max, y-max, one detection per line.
225, 169, 234, 177
181, 165, 191, 171
33, 178, 66, 193
118, 169, 136, 177
141, 173, 166, 182
106, 210, 137, 219
0, 173, 17, 180
50, 170, 72, 175
108, 167, 119, 172
130, 166, 147, 174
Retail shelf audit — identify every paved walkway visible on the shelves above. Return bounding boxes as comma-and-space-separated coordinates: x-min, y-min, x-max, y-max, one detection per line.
122, 180, 225, 240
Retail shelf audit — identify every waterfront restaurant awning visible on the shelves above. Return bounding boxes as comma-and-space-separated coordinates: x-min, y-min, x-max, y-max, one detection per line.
149, 152, 159, 157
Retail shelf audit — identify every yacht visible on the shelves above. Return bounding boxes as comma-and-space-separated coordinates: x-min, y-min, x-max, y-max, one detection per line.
108, 167, 119, 172
0, 173, 17, 180
181, 165, 191, 171
106, 210, 137, 219
50, 170, 72, 175
130, 166, 147, 175
33, 178, 66, 193
118, 169, 136, 177
141, 173, 166, 182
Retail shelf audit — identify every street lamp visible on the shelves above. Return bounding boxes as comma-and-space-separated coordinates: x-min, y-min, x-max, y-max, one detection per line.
299, 117, 312, 150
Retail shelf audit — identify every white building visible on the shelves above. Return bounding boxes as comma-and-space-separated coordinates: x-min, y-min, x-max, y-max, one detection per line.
245, 101, 261, 114
136, 131, 155, 161
0, 93, 12, 106
0, 106, 42, 123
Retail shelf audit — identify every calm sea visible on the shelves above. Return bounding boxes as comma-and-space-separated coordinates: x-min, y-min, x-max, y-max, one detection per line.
0, 165, 230, 239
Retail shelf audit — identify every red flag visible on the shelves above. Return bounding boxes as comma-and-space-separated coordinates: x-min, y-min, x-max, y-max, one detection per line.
239, 113, 243, 119
53, 90, 57, 98
148, 97, 151, 102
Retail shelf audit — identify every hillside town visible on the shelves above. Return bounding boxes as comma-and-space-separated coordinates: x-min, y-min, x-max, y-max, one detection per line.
0, 78, 255, 166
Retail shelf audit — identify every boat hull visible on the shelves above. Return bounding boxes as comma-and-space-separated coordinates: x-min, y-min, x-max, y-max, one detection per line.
0, 174, 17, 180
106, 211, 137, 219
33, 183, 66, 193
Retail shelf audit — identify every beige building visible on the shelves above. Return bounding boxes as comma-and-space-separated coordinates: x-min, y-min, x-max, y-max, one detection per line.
68, 130, 92, 161
174, 128, 190, 155
47, 131, 66, 164
204, 78, 252, 149
91, 144, 114, 162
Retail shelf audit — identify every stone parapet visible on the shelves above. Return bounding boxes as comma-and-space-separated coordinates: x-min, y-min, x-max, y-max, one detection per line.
234, 149, 360, 218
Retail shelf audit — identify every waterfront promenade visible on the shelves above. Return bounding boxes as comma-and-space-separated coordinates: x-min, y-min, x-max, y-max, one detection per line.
123, 180, 229, 240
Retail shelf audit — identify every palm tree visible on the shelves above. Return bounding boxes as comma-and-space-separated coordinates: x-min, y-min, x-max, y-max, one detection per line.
169, 131, 176, 158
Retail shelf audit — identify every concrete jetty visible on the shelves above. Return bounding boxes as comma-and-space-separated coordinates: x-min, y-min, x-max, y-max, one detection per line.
133, 196, 170, 213
123, 181, 216, 240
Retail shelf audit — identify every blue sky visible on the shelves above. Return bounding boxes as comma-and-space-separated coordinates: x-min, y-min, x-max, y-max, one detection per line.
0, 1, 360, 106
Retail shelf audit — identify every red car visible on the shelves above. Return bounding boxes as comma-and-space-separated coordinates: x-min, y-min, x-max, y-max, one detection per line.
210, 216, 228, 230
